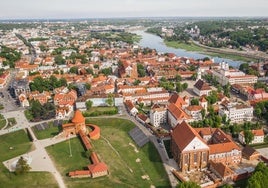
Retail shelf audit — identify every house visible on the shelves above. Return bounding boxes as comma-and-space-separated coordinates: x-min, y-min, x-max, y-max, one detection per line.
193, 79, 212, 96
185, 105, 203, 121
171, 121, 210, 172
168, 93, 189, 109
136, 113, 150, 125
239, 129, 265, 145
242, 146, 260, 160
167, 103, 191, 127
124, 100, 138, 116
118, 61, 138, 78
219, 102, 253, 123
150, 104, 167, 127
54, 90, 78, 119
18, 93, 30, 107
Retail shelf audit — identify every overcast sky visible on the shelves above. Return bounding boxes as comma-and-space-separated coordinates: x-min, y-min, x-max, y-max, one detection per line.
1, 0, 267, 19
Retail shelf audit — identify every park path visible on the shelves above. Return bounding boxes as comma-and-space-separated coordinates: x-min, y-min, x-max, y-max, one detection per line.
2, 112, 67, 188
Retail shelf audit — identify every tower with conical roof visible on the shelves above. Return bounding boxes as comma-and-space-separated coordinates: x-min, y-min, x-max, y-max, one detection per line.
71, 110, 86, 134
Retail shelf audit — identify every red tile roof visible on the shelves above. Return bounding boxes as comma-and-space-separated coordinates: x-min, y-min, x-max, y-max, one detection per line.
194, 79, 211, 91
72, 110, 85, 123
171, 121, 207, 152
168, 103, 191, 120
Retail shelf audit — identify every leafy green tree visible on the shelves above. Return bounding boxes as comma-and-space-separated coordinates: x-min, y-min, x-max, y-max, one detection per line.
191, 98, 199, 105
69, 66, 79, 74
137, 63, 146, 77
106, 94, 114, 106
15, 156, 31, 175
85, 100, 93, 110
100, 67, 112, 76
244, 130, 254, 145
201, 109, 206, 120
54, 55, 65, 65
177, 181, 201, 188
85, 83, 91, 90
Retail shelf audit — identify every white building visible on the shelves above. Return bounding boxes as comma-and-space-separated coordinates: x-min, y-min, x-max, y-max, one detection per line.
150, 104, 167, 127
239, 129, 265, 145
211, 62, 257, 86
185, 105, 203, 121
219, 102, 253, 123
193, 79, 212, 96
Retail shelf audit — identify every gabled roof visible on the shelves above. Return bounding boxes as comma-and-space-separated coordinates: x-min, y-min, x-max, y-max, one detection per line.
72, 110, 85, 123
168, 93, 187, 107
168, 103, 191, 120
194, 79, 211, 91
171, 121, 206, 152
185, 105, 202, 112
242, 145, 259, 157
210, 161, 234, 178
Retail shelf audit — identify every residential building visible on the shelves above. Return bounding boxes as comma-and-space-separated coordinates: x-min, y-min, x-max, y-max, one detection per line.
193, 79, 211, 96
185, 105, 203, 121
124, 100, 138, 116
150, 104, 167, 127
219, 102, 253, 123
239, 129, 265, 145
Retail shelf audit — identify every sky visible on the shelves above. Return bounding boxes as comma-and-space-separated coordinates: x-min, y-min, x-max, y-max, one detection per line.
1, 0, 268, 19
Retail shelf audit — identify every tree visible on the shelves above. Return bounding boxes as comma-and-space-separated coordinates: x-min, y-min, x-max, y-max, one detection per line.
54, 55, 65, 65
137, 63, 146, 77
85, 100, 93, 110
244, 130, 254, 145
106, 94, 114, 106
247, 162, 268, 188
85, 83, 91, 90
69, 66, 78, 74
177, 181, 201, 188
201, 109, 206, 120
191, 98, 199, 105
182, 83, 188, 90
254, 107, 262, 119
15, 156, 31, 175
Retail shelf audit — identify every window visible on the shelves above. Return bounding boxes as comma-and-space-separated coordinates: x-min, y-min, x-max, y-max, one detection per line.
203, 152, 207, 162
194, 153, 197, 163
184, 154, 189, 165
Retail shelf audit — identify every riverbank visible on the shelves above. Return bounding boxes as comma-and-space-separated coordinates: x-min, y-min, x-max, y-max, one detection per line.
164, 40, 257, 62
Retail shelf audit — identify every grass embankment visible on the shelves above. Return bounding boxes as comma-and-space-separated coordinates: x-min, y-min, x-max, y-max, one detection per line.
32, 121, 62, 140
164, 40, 256, 62
0, 114, 6, 129
0, 130, 58, 188
83, 106, 118, 117
47, 118, 170, 188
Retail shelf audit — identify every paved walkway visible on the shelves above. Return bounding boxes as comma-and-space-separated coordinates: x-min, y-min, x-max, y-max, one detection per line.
1, 110, 67, 188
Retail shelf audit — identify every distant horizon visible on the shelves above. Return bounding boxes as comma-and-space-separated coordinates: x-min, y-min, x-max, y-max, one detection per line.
1, 0, 268, 20
0, 15, 267, 22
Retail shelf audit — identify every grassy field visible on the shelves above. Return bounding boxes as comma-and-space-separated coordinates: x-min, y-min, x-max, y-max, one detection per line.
32, 122, 62, 140
164, 40, 256, 62
0, 114, 6, 129
164, 40, 204, 52
47, 118, 170, 188
205, 51, 256, 62
86, 106, 117, 113
0, 129, 58, 188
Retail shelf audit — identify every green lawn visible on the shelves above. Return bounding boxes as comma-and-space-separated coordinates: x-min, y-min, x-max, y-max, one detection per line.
47, 118, 170, 188
32, 122, 62, 140
164, 40, 255, 62
0, 129, 58, 188
164, 40, 204, 52
0, 114, 6, 129
86, 106, 117, 113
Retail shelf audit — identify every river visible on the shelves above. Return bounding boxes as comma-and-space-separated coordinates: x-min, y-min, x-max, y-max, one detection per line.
134, 30, 243, 68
